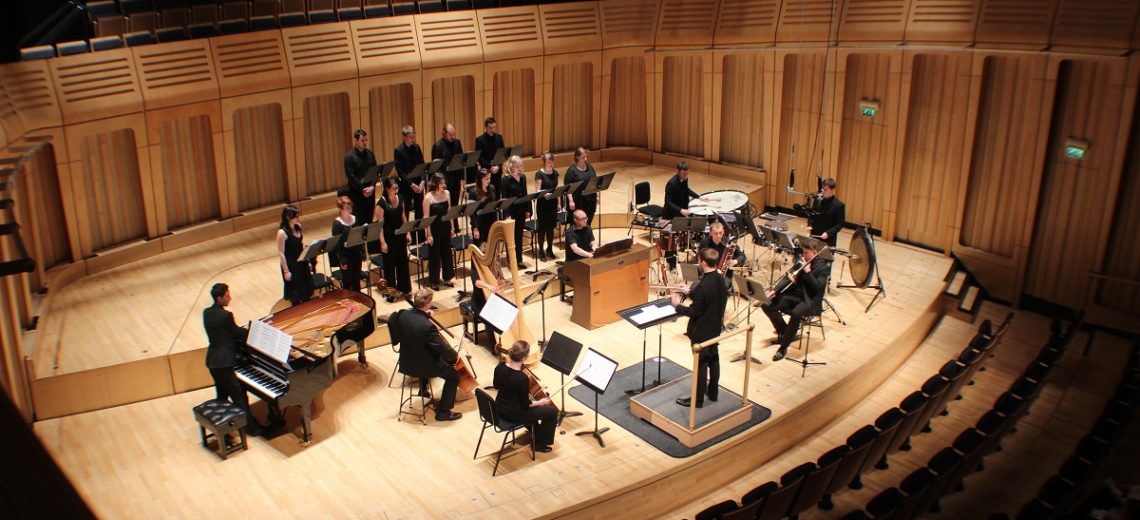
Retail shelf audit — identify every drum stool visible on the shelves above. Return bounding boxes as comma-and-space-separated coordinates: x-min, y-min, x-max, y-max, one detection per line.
193, 399, 249, 460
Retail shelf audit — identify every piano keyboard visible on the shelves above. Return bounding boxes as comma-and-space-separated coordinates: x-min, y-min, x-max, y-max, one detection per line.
235, 365, 288, 398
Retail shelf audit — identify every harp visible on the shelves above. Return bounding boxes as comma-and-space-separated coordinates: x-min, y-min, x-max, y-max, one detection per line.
466, 219, 540, 365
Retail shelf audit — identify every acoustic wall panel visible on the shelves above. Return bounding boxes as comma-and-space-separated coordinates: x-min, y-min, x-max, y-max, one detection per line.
3, 61, 62, 132
352, 16, 422, 77
550, 62, 594, 153
836, 53, 894, 230
368, 82, 416, 164
479, 6, 542, 61
600, 0, 660, 48
974, 0, 1058, 49
776, 0, 842, 43
431, 76, 477, 158
714, 0, 780, 46
719, 53, 766, 168
660, 55, 704, 157
541, 2, 602, 55
905, 0, 979, 43
283, 25, 359, 87
78, 128, 147, 251
211, 32, 291, 98
302, 92, 353, 196
1050, 0, 1139, 53
606, 56, 649, 147
233, 103, 289, 212
1096, 95, 1140, 316
157, 114, 222, 229
839, 0, 908, 42
492, 68, 537, 156
774, 52, 827, 207
417, 11, 483, 68
656, 0, 718, 47
1025, 59, 1126, 306
49, 49, 144, 125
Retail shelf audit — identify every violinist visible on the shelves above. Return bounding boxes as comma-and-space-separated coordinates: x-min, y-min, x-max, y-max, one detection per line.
762, 239, 831, 362
699, 221, 745, 287
397, 288, 462, 421
494, 340, 557, 452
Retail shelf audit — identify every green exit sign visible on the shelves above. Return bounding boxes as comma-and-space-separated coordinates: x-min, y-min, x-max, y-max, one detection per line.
1064, 138, 1089, 160
860, 106, 877, 117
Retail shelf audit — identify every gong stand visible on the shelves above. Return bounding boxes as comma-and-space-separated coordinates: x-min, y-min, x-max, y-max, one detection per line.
836, 224, 887, 312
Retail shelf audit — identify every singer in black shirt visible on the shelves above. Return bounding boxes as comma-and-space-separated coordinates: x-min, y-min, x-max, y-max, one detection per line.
475, 116, 505, 195
344, 129, 377, 226
394, 125, 426, 221
808, 177, 845, 248
431, 123, 466, 233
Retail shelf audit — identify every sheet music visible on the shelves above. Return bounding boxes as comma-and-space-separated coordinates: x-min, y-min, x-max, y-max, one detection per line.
629, 301, 676, 326
575, 348, 618, 393
247, 319, 293, 364
479, 292, 519, 333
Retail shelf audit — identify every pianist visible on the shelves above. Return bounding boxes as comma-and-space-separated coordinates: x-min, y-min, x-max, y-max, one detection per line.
397, 288, 463, 422
203, 283, 263, 435
565, 209, 597, 262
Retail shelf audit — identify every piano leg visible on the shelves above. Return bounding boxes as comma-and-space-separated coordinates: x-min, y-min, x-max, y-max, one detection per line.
299, 403, 314, 447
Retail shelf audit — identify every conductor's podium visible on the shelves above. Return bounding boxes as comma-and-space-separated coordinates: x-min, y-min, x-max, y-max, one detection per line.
563, 244, 651, 329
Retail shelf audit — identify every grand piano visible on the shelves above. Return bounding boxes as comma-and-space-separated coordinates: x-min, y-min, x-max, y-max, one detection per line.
235, 289, 375, 445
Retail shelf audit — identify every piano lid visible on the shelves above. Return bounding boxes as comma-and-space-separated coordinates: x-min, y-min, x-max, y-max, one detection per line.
263, 289, 376, 359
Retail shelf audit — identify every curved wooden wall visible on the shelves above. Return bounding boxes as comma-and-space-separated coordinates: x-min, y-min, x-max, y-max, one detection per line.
3, 0, 1140, 418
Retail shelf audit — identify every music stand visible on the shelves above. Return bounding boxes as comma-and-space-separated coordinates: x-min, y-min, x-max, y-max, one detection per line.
396, 216, 436, 288
512, 191, 547, 277
582, 172, 615, 242
452, 200, 482, 299
425, 158, 444, 176
522, 276, 554, 349
477, 196, 515, 221
573, 347, 617, 447
617, 298, 679, 395
344, 222, 376, 299
375, 161, 396, 179
727, 276, 766, 364
540, 331, 584, 427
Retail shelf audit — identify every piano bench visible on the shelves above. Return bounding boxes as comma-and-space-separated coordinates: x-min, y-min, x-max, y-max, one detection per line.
193, 399, 249, 460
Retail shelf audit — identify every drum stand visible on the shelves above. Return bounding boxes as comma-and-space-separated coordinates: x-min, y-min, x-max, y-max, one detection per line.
836, 229, 887, 313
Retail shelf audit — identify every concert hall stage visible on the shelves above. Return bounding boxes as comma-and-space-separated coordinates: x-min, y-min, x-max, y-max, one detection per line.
29, 160, 952, 519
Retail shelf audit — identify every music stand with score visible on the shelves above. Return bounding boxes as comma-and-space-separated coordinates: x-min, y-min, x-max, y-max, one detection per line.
726, 276, 766, 364
582, 172, 615, 242
344, 221, 382, 311
573, 347, 618, 447
617, 298, 679, 395
541, 331, 584, 427
452, 200, 483, 299
396, 215, 436, 288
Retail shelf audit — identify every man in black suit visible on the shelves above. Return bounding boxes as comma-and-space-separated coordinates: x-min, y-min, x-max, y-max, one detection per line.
431, 123, 466, 233
397, 288, 462, 421
671, 248, 729, 408
762, 239, 831, 362
203, 283, 262, 434
394, 125, 426, 221
475, 116, 505, 196
662, 161, 699, 269
808, 177, 845, 248
344, 129, 377, 226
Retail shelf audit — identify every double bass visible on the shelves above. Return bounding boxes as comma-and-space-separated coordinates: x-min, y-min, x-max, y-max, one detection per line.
466, 220, 540, 365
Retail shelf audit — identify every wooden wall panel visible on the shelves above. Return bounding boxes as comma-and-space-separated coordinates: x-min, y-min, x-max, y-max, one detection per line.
776, 0, 843, 43
492, 68, 537, 156
232, 103, 289, 211
600, 0, 660, 48
838, 0, 908, 42
550, 62, 594, 152
478, 6, 542, 62
154, 112, 222, 230
974, 0, 1059, 49
282, 25, 359, 87
714, 0, 781, 46
1050, 0, 1140, 54
0, 273, 33, 420
416, 11, 484, 68
1025, 59, 1126, 305
719, 53, 766, 168
3, 61, 62, 132
775, 52, 827, 207
660, 55, 705, 157
16, 143, 72, 271
1095, 93, 1140, 316
606, 55, 649, 147
430, 75, 478, 155
74, 125, 148, 252
896, 53, 972, 251
905, 0, 979, 43
656, 0, 719, 47
541, 2, 603, 55
132, 40, 220, 111
368, 82, 417, 163
301, 92, 353, 196
352, 16, 422, 77
836, 52, 896, 230
960, 55, 1048, 258
48, 49, 144, 126
210, 32, 291, 98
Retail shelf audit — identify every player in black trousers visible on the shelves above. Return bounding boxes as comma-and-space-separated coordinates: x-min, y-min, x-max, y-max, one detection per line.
494, 341, 558, 452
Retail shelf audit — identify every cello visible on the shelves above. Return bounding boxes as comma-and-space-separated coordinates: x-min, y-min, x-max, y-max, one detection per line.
466, 220, 540, 366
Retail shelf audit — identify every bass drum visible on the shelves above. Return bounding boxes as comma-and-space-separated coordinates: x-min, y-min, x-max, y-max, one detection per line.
847, 227, 876, 288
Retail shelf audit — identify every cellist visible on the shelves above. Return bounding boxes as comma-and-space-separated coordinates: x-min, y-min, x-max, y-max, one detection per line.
493, 341, 558, 452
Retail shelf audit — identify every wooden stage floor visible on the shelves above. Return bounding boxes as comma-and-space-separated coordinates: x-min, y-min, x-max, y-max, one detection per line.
31, 162, 953, 518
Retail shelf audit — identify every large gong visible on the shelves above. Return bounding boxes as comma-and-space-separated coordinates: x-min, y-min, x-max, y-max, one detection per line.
847, 227, 876, 288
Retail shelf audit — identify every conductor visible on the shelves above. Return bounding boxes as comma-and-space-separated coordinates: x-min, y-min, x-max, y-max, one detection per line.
670, 248, 729, 408
397, 288, 463, 421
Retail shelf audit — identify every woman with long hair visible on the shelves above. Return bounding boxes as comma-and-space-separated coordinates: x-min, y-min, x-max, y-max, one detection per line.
276, 205, 314, 304
494, 341, 557, 453
329, 196, 363, 291
500, 155, 529, 268
564, 147, 597, 225
533, 152, 559, 261
423, 172, 455, 289
375, 177, 411, 302
468, 169, 497, 246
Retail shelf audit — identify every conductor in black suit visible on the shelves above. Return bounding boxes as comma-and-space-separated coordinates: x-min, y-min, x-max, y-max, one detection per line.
203, 283, 262, 434
397, 288, 463, 421
670, 248, 729, 408
762, 239, 831, 362
808, 177, 845, 248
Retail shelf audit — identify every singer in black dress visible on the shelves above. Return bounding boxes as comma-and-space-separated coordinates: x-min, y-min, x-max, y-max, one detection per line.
533, 152, 559, 261
564, 147, 597, 225
423, 173, 455, 289
276, 205, 314, 305
376, 178, 411, 300
500, 155, 529, 268
329, 196, 363, 291
468, 170, 497, 246
494, 341, 557, 452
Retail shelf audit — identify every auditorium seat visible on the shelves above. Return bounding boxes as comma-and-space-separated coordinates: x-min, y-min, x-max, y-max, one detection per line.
864, 487, 903, 519
19, 46, 56, 61
364, 0, 391, 17
1058, 454, 1095, 486
252, 0, 281, 29
914, 447, 963, 514
822, 426, 874, 508
55, 41, 90, 56
157, 26, 189, 42
694, 499, 740, 520
128, 11, 159, 33
856, 408, 903, 480
119, 0, 152, 14
84, 0, 119, 16
740, 480, 778, 509
1036, 475, 1077, 511
914, 375, 950, 434
787, 445, 848, 518
721, 500, 763, 520
418, 0, 444, 13
90, 36, 124, 51
471, 0, 497, 8
1015, 497, 1055, 519
94, 15, 128, 36
755, 462, 813, 520
309, 0, 337, 22
220, 1, 251, 33
124, 30, 157, 46
391, 0, 416, 15
337, 0, 363, 20
895, 467, 934, 520
932, 360, 965, 417
446, 0, 471, 10
160, 8, 190, 30
889, 391, 927, 453
280, 0, 308, 26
